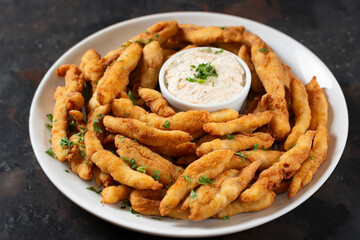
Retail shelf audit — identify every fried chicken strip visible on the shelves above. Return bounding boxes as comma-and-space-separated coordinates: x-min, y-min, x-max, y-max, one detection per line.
149, 142, 197, 157
92, 150, 163, 190
96, 43, 142, 105
139, 41, 164, 90
215, 190, 276, 218
130, 189, 187, 219
159, 149, 234, 216
103, 116, 192, 147
203, 111, 273, 136
196, 132, 274, 157
244, 31, 290, 140
99, 21, 178, 67
284, 77, 311, 150
175, 24, 245, 45
240, 150, 284, 171
138, 87, 175, 118
112, 98, 210, 133
101, 185, 132, 204
288, 77, 329, 198
240, 130, 316, 203
80, 49, 104, 92
51, 87, 68, 162
181, 161, 260, 221
238, 45, 264, 93
115, 136, 183, 186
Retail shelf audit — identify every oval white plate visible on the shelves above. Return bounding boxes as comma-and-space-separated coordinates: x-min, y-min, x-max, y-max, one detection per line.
29, 12, 348, 238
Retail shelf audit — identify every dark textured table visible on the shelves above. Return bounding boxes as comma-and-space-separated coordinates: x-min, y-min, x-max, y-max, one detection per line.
1, 1, 359, 239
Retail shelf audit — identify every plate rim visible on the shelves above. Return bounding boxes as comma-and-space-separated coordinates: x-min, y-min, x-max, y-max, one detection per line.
29, 11, 349, 238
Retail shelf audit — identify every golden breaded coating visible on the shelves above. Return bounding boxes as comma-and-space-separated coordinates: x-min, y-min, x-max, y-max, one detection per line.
209, 109, 239, 123
80, 49, 104, 91
66, 134, 92, 180
215, 190, 276, 218
51, 87, 68, 162
115, 136, 183, 186
176, 24, 245, 45
139, 41, 163, 89
112, 98, 210, 133
159, 149, 234, 216
96, 43, 142, 105
175, 155, 199, 166
226, 155, 251, 170
138, 87, 175, 118
101, 185, 132, 204
240, 150, 284, 171
56, 65, 85, 110
103, 116, 193, 147
196, 132, 274, 157
288, 122, 328, 198
99, 21, 178, 67
244, 31, 290, 140
149, 142, 197, 157
238, 45, 264, 93
92, 165, 114, 187
241, 130, 316, 203
203, 111, 273, 136
130, 189, 187, 219
306, 77, 329, 130
215, 42, 242, 54
69, 110, 84, 122
91, 150, 163, 190
181, 161, 260, 221
284, 78, 311, 150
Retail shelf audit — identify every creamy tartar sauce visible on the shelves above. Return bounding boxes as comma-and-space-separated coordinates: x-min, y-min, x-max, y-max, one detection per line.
164, 48, 245, 105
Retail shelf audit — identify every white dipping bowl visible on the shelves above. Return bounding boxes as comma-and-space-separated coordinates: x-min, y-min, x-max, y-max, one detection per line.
159, 47, 251, 112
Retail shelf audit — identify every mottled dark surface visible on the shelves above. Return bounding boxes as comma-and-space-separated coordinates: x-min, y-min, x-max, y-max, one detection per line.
0, 0, 359, 239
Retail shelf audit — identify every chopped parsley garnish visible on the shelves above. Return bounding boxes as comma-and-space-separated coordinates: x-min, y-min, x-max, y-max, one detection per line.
45, 123, 52, 131
276, 158, 280, 162
310, 156, 314, 160
223, 216, 230, 220
290, 143, 296, 149
148, 38, 153, 43
121, 156, 137, 169
97, 114, 104, 118
155, 33, 159, 38
86, 186, 102, 194
253, 143, 260, 151
45, 147, 57, 159
130, 207, 139, 214
82, 81, 92, 102
215, 48, 224, 54
212, 81, 215, 87
136, 166, 147, 173
152, 169, 161, 181
92, 118, 103, 133
64, 169, 69, 173
163, 120, 171, 130
181, 174, 192, 184
186, 62, 218, 84
262, 146, 268, 151
235, 152, 246, 162
198, 175, 213, 185
121, 200, 131, 207
133, 138, 138, 143
135, 39, 146, 46
190, 189, 197, 199
226, 134, 234, 139
118, 135, 125, 142
60, 137, 74, 148
73, 127, 86, 142
190, 65, 196, 68
79, 149, 86, 159
47, 113, 53, 122
69, 120, 77, 132
220, 26, 226, 30
128, 90, 138, 106
152, 217, 162, 220
259, 48, 267, 52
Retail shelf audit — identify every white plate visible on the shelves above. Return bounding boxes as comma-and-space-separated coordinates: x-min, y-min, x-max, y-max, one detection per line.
29, 12, 348, 238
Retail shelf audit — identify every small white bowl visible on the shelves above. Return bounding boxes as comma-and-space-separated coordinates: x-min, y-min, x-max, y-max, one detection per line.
159, 47, 251, 112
